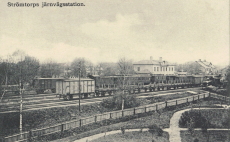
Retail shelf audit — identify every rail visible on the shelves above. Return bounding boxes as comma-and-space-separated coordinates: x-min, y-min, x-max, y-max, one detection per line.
3, 92, 229, 142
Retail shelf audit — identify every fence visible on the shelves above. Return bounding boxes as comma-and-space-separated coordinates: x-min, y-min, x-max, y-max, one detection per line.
4, 92, 229, 142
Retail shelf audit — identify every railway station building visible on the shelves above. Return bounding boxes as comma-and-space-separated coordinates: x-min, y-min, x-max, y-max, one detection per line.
133, 57, 176, 75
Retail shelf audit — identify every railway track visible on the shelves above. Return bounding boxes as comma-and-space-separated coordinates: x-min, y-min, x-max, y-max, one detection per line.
0, 87, 202, 113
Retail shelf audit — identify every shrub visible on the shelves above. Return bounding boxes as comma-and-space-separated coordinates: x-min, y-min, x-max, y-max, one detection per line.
179, 110, 211, 128
101, 94, 140, 110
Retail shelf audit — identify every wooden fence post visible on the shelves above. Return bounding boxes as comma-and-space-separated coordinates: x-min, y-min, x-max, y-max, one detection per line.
61, 124, 64, 137
122, 111, 124, 117
144, 107, 147, 113
187, 98, 188, 103
110, 113, 112, 119
79, 119, 82, 127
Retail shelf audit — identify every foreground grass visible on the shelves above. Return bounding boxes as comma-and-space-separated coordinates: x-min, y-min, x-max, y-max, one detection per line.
181, 130, 230, 142
92, 131, 169, 142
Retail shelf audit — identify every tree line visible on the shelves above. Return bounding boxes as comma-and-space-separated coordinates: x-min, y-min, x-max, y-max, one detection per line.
0, 50, 135, 86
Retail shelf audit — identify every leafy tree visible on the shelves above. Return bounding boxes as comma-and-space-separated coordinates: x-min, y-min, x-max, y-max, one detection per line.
0, 56, 19, 85
175, 62, 202, 75
98, 62, 118, 76
16, 56, 40, 85
225, 66, 230, 97
39, 59, 62, 78
101, 93, 140, 110
71, 58, 93, 78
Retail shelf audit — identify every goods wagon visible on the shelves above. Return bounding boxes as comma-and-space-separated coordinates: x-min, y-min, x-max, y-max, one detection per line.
56, 78, 95, 100
188, 75, 204, 86
32, 78, 63, 94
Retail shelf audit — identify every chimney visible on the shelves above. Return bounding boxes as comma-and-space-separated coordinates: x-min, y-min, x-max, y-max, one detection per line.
150, 56, 153, 60
159, 57, 162, 62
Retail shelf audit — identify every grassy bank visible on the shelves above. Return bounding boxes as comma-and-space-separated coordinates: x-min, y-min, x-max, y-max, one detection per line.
0, 91, 199, 137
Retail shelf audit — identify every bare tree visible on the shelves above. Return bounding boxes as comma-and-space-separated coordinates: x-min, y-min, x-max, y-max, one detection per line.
117, 57, 135, 110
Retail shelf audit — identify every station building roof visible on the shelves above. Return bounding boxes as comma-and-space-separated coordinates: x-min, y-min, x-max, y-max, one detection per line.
196, 60, 216, 69
133, 57, 176, 66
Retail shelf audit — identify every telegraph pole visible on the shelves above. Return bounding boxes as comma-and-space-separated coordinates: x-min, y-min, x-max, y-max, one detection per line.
19, 56, 23, 139
20, 81, 23, 139
122, 72, 125, 110
78, 61, 81, 113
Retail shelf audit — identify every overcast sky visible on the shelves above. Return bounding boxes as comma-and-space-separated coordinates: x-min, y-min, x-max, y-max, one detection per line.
0, 0, 229, 66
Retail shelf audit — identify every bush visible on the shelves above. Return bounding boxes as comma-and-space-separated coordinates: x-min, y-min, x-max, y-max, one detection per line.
101, 94, 140, 110
179, 110, 211, 128
148, 124, 163, 136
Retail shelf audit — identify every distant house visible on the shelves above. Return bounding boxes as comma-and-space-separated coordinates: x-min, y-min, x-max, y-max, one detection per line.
176, 71, 188, 76
220, 66, 229, 81
86, 66, 103, 76
133, 57, 176, 75
195, 59, 217, 75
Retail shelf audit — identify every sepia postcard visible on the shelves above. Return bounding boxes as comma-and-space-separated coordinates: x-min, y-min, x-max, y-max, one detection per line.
0, 0, 229, 142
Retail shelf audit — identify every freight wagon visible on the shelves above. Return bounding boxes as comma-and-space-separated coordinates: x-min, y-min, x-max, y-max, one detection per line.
32, 78, 63, 94
56, 78, 95, 100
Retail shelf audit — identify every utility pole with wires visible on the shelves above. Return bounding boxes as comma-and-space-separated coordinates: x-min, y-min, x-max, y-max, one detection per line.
19, 56, 24, 139
122, 73, 125, 110
78, 61, 81, 114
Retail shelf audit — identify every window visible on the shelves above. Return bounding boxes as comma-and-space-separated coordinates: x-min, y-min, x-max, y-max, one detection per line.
137, 67, 140, 71
169, 67, 170, 71
154, 67, 156, 71
166, 67, 167, 71
172, 67, 173, 71
157, 67, 159, 71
